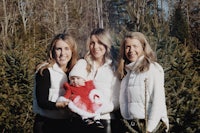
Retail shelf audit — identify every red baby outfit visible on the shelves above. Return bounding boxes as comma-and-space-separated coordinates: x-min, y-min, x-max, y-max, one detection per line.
63, 80, 102, 113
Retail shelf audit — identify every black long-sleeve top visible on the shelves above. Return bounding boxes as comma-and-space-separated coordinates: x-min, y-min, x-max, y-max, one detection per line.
35, 69, 57, 110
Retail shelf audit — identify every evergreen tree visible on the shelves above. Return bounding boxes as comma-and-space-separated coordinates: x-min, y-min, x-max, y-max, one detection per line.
170, 4, 189, 44
0, 39, 35, 132
157, 40, 200, 132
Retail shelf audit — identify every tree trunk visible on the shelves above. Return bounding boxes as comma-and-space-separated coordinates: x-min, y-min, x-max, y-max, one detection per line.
3, 0, 8, 37
97, 0, 103, 28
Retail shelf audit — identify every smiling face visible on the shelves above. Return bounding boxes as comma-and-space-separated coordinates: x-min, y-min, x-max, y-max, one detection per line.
54, 39, 72, 71
125, 38, 144, 62
89, 35, 106, 61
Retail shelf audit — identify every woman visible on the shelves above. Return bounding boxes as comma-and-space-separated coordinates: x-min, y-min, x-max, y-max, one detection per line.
33, 33, 78, 133
118, 32, 169, 133
71, 28, 121, 133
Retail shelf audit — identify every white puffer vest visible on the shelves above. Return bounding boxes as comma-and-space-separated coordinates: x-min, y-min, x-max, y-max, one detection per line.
33, 63, 70, 119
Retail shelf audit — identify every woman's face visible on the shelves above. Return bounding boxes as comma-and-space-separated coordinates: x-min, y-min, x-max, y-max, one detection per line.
89, 35, 106, 61
54, 39, 72, 70
125, 38, 144, 62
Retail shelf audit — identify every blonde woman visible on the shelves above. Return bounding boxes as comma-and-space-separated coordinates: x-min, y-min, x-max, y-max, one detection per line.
71, 28, 121, 133
33, 33, 78, 133
118, 32, 169, 133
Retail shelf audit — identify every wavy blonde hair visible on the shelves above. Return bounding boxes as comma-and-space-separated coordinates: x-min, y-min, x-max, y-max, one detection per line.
36, 33, 78, 75
117, 32, 156, 79
85, 28, 113, 72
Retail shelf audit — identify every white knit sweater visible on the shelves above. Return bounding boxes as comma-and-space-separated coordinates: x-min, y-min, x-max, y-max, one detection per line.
73, 59, 120, 119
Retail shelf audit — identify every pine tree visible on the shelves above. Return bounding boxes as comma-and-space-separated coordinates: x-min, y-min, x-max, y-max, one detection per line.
170, 3, 189, 44
0, 39, 35, 132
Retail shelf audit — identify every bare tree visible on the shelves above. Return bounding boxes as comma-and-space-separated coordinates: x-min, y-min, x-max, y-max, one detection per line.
97, 0, 103, 28
2, 0, 8, 37
18, 0, 28, 34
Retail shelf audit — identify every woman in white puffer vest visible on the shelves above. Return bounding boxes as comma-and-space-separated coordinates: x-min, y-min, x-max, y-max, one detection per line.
33, 33, 78, 133
117, 32, 169, 133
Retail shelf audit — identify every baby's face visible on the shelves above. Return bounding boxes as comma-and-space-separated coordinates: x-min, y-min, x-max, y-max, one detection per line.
70, 76, 85, 87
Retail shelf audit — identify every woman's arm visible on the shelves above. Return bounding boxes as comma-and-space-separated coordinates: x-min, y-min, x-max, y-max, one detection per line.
36, 69, 57, 110
147, 63, 167, 132
111, 76, 120, 110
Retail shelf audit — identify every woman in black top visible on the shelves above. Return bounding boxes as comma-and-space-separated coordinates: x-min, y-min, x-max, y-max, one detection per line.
33, 33, 78, 133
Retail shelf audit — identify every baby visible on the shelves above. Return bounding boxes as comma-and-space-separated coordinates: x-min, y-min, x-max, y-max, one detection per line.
57, 64, 104, 128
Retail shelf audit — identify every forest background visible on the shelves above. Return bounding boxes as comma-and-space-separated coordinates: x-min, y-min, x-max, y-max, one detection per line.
0, 0, 199, 132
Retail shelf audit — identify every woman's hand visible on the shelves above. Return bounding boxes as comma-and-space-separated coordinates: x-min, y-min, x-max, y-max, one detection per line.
56, 96, 70, 108
56, 101, 69, 108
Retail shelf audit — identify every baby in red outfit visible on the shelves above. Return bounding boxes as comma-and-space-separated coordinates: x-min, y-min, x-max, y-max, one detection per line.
57, 63, 104, 128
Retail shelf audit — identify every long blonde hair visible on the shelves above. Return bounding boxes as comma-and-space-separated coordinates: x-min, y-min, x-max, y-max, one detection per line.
117, 32, 156, 79
85, 28, 113, 72
36, 33, 78, 75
